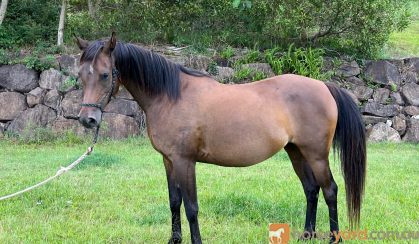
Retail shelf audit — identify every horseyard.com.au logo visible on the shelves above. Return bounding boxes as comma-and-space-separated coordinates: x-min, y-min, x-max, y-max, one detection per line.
268, 223, 419, 243
269, 223, 290, 244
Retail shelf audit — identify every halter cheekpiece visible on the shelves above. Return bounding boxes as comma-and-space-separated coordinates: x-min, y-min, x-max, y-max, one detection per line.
80, 67, 119, 111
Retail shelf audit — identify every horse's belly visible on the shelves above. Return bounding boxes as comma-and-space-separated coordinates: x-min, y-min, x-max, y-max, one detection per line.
197, 89, 290, 167
199, 128, 288, 167
201, 149, 280, 167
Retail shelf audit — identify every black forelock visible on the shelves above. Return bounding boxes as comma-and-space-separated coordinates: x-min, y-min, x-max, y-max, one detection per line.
80, 40, 206, 100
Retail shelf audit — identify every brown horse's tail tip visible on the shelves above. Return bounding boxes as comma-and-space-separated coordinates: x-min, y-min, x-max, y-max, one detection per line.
348, 212, 361, 230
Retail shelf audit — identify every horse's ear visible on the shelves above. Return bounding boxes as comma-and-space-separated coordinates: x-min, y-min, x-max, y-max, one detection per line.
74, 34, 89, 50
103, 32, 117, 55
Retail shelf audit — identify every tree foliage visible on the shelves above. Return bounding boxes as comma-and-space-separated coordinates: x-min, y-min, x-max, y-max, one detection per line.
68, 0, 413, 57
0, 0, 413, 58
262, 0, 411, 56
0, 0, 60, 48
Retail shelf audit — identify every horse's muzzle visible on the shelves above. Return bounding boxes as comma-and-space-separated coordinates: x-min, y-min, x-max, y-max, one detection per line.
78, 108, 102, 129
79, 116, 99, 128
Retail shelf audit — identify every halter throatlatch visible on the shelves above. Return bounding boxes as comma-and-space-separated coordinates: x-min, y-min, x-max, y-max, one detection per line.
80, 67, 119, 112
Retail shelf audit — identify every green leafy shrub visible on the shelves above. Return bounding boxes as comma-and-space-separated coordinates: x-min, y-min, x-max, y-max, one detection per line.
0, 49, 12, 65
264, 48, 284, 75
1, 0, 412, 58
263, 0, 411, 57
0, 40, 60, 71
22, 55, 56, 72
232, 68, 252, 82
252, 71, 267, 81
283, 45, 325, 79
233, 0, 253, 9
60, 76, 80, 92
235, 49, 263, 65
243, 50, 262, 63
390, 83, 398, 92
264, 45, 327, 80
0, 0, 59, 48
220, 46, 235, 60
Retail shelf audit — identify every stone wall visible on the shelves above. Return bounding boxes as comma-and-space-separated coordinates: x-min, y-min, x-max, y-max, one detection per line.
0, 48, 214, 140
0, 48, 418, 142
329, 58, 419, 143
0, 56, 145, 139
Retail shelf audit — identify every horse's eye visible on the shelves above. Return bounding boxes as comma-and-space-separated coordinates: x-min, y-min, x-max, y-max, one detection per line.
102, 73, 109, 80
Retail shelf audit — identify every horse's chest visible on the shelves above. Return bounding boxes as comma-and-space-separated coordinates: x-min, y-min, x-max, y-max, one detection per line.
146, 118, 199, 158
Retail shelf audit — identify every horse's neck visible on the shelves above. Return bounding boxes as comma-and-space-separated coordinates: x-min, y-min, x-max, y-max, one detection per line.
121, 74, 217, 114
121, 80, 155, 112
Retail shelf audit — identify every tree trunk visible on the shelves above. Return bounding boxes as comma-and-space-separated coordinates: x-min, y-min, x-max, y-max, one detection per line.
88, 0, 94, 18
0, 0, 9, 25
57, 0, 66, 46
88, 0, 101, 19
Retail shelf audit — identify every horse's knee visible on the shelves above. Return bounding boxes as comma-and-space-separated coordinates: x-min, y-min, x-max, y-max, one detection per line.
170, 203, 181, 214
304, 185, 320, 203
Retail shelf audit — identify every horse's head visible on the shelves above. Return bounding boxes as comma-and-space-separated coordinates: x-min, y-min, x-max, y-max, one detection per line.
75, 32, 120, 128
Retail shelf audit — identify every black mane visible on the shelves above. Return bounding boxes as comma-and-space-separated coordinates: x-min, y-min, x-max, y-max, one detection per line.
80, 40, 205, 100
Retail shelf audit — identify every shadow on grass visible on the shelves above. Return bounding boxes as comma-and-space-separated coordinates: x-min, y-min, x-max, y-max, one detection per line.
203, 193, 305, 224
75, 152, 122, 169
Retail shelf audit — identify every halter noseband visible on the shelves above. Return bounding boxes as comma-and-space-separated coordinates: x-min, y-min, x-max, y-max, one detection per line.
80, 68, 119, 112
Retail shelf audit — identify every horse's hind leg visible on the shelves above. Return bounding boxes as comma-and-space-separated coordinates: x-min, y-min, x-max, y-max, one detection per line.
297, 145, 340, 242
163, 156, 183, 244
285, 143, 320, 237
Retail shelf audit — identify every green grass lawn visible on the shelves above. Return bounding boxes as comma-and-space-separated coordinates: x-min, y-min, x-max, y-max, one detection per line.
0, 138, 418, 243
384, 1, 419, 58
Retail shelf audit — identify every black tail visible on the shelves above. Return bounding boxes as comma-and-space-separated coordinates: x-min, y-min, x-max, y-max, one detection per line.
326, 83, 366, 229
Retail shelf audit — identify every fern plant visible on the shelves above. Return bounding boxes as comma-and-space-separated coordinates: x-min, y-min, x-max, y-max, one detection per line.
265, 45, 327, 80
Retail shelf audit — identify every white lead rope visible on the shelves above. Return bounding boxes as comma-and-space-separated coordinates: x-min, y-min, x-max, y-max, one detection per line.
0, 146, 95, 201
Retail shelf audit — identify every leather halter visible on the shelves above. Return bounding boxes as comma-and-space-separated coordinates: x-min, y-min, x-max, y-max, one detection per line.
80, 68, 119, 112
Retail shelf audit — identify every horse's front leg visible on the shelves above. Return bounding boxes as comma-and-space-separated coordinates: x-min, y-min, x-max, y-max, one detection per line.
164, 156, 183, 244
172, 157, 202, 244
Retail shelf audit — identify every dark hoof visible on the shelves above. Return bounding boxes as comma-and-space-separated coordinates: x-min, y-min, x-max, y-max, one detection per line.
192, 239, 202, 244
330, 236, 342, 243
298, 231, 316, 241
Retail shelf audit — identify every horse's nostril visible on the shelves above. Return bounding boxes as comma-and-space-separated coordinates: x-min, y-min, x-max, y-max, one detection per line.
87, 117, 98, 127
79, 116, 98, 128
87, 117, 96, 125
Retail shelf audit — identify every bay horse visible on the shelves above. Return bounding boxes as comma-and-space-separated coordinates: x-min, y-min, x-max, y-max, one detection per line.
75, 33, 366, 243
